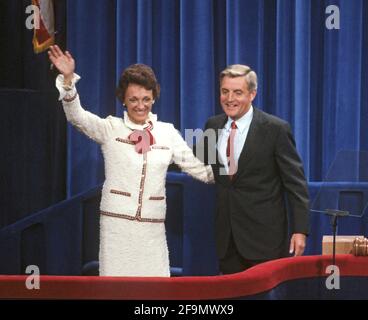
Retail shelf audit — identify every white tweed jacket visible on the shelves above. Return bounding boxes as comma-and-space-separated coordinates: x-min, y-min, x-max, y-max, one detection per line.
57, 75, 214, 223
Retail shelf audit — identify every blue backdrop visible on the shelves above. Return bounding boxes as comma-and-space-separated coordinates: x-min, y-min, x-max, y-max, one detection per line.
65, 0, 368, 196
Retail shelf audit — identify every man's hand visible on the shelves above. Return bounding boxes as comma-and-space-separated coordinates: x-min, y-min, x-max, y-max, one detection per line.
48, 45, 75, 85
289, 233, 306, 256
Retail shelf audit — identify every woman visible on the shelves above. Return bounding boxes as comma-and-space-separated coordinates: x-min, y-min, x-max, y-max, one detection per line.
48, 45, 213, 277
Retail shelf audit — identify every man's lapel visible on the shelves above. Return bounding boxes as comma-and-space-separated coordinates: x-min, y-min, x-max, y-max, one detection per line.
213, 114, 230, 184
233, 108, 266, 179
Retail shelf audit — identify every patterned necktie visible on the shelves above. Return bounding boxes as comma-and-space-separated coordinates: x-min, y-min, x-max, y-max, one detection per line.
226, 121, 237, 178
128, 121, 156, 154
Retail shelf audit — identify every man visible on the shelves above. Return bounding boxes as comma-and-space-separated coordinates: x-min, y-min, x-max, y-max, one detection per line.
201, 64, 309, 274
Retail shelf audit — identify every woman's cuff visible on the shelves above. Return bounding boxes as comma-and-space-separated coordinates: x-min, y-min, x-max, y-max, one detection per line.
56, 73, 81, 101
206, 165, 215, 184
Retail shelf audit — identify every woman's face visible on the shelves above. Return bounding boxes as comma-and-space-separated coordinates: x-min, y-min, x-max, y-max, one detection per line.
124, 84, 154, 124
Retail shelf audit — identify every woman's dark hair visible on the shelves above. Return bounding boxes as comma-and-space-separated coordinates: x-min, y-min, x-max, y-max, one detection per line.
116, 64, 160, 103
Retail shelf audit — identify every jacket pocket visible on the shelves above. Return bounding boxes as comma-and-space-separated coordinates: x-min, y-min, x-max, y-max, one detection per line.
110, 189, 131, 197
151, 146, 170, 150
149, 196, 165, 200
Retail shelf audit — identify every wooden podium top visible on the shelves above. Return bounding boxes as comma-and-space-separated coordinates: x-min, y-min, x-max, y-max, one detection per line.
322, 235, 364, 255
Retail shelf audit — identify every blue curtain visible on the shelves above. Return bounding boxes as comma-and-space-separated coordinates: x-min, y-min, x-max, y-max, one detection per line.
66, 0, 368, 196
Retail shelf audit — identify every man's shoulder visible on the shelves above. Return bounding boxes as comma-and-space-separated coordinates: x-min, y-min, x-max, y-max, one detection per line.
205, 114, 227, 128
254, 108, 289, 128
204, 108, 290, 129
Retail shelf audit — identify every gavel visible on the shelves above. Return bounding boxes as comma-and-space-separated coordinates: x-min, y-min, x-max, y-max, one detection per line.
352, 237, 368, 256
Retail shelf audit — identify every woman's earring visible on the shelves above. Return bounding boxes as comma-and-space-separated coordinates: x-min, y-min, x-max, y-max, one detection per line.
152, 100, 155, 105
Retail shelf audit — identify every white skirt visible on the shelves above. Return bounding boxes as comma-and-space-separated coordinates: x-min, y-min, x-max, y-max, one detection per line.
98, 215, 170, 277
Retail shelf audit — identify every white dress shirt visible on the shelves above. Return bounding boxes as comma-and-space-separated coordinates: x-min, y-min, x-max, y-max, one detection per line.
218, 106, 254, 174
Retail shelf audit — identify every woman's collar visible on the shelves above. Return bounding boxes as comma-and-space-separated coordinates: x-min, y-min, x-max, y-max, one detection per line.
123, 111, 158, 130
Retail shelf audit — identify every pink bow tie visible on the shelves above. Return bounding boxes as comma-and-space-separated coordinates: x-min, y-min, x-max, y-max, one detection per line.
128, 122, 156, 154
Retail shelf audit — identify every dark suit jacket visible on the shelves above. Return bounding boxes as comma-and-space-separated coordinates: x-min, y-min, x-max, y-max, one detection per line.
201, 108, 309, 260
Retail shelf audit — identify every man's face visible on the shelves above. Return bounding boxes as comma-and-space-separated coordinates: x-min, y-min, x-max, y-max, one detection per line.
220, 76, 257, 120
